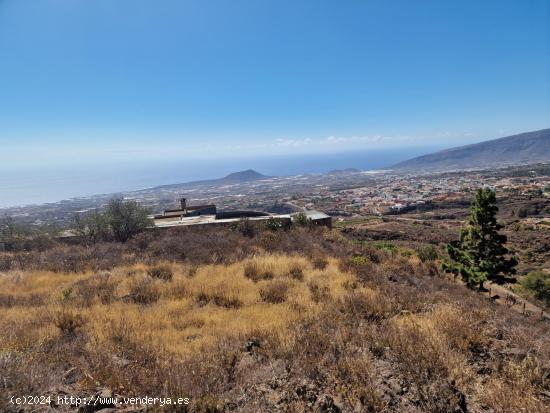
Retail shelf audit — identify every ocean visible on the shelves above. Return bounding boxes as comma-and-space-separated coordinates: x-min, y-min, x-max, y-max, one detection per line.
0, 147, 441, 208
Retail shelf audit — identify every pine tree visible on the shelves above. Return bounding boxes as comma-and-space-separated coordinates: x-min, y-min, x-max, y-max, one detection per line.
443, 188, 517, 290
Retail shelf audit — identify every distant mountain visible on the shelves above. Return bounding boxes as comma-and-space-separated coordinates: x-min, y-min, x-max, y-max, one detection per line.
220, 169, 268, 183
391, 129, 550, 172
328, 168, 360, 175
155, 169, 269, 189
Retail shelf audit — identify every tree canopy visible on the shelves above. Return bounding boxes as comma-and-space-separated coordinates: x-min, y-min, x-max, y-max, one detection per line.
443, 188, 517, 290
106, 199, 152, 243
73, 199, 152, 243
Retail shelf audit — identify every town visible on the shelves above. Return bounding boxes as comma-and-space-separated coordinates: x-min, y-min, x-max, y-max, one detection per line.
1, 163, 549, 229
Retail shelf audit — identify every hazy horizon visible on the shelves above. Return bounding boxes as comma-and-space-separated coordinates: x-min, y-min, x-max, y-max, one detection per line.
1, 0, 549, 206
1, 2, 549, 163
0, 146, 448, 208
1, 2, 549, 408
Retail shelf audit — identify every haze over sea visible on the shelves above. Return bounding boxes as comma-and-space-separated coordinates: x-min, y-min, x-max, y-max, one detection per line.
0, 147, 441, 208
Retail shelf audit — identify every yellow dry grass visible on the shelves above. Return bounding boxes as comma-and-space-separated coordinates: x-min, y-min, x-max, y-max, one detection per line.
0, 254, 354, 357
1, 250, 548, 412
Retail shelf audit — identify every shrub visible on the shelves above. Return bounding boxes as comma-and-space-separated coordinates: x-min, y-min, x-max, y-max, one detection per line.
130, 230, 158, 252
194, 396, 224, 413
293, 212, 311, 227
374, 241, 397, 252
361, 245, 381, 263
196, 289, 242, 308
308, 280, 330, 303
103, 318, 159, 367
288, 264, 304, 281
72, 209, 110, 244
237, 218, 255, 238
339, 255, 376, 279
258, 231, 279, 251
128, 278, 160, 305
244, 262, 260, 279
0, 254, 12, 272
349, 255, 369, 266
260, 280, 289, 304
243, 262, 274, 282
60, 287, 73, 302
73, 273, 118, 306
0, 216, 35, 251
265, 218, 285, 231
54, 309, 86, 337
418, 245, 439, 262
311, 255, 329, 270
105, 198, 152, 243
520, 271, 550, 304
0, 293, 44, 308
147, 265, 173, 281
400, 249, 413, 257
214, 294, 241, 308
338, 290, 396, 322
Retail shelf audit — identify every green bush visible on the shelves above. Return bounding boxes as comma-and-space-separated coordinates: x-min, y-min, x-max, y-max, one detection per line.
400, 249, 413, 258
418, 245, 438, 262
73, 209, 110, 244
349, 255, 370, 266
374, 241, 397, 252
520, 271, 550, 305
265, 218, 285, 231
106, 198, 152, 243
293, 212, 311, 227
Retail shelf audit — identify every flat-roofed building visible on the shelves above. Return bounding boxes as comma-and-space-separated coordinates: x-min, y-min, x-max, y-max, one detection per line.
152, 198, 332, 229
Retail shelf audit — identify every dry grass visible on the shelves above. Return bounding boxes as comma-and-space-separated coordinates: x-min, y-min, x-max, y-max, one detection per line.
259, 279, 291, 303
0, 228, 548, 412
147, 264, 174, 281
0, 254, 351, 357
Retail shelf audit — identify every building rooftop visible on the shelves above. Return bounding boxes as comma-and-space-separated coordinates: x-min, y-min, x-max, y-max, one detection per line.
152, 203, 332, 229
153, 214, 291, 228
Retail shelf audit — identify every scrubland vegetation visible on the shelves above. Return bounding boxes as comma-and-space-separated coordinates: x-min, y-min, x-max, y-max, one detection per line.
0, 224, 549, 412
518, 271, 550, 306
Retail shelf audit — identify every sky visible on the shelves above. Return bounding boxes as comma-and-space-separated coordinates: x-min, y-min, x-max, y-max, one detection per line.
0, 0, 549, 171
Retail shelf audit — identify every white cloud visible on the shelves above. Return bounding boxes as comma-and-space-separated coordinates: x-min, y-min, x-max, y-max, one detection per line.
274, 138, 313, 147
269, 134, 418, 149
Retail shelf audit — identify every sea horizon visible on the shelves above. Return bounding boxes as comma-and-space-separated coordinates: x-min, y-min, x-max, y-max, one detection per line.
0, 146, 442, 208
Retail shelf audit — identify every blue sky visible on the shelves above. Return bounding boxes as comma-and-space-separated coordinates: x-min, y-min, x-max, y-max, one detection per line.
0, 0, 549, 169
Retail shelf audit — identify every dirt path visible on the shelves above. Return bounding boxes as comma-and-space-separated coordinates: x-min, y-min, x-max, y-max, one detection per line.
485, 281, 549, 320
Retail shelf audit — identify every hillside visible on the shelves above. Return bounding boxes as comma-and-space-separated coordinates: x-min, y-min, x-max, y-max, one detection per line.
392, 128, 550, 171
0, 224, 548, 412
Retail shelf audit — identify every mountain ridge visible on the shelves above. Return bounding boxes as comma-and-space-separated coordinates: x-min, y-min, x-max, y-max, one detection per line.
391, 128, 550, 171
